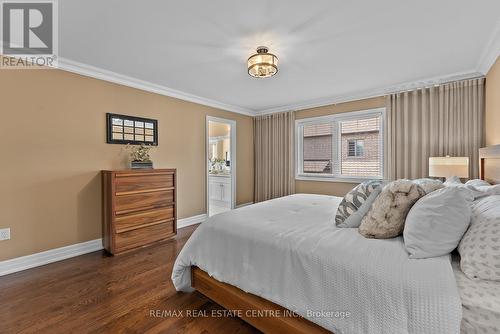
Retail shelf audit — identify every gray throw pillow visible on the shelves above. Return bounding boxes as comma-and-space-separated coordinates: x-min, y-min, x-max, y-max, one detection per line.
404, 187, 473, 259
335, 180, 385, 228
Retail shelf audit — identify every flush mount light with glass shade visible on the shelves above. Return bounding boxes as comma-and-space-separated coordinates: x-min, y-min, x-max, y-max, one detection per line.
247, 46, 278, 78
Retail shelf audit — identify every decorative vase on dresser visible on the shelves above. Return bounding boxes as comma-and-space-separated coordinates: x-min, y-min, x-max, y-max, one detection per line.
102, 168, 177, 255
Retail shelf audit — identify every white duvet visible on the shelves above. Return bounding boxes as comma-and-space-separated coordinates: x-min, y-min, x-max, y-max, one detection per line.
172, 194, 462, 334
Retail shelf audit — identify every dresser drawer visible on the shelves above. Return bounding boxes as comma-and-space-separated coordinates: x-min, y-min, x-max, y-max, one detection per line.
115, 206, 174, 233
103, 169, 177, 255
115, 172, 174, 195
115, 190, 174, 215
114, 221, 175, 253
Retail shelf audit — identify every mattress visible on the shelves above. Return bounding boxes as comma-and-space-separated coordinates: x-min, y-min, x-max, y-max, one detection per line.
452, 258, 500, 334
172, 194, 462, 334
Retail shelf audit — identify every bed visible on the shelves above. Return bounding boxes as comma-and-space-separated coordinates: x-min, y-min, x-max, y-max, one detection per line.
452, 256, 500, 334
172, 144, 500, 334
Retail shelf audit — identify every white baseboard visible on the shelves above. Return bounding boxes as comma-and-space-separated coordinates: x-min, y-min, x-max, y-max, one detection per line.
177, 213, 207, 229
0, 239, 103, 277
0, 213, 208, 277
236, 202, 254, 208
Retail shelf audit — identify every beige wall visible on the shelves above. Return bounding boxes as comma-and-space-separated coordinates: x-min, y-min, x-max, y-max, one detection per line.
0, 68, 253, 260
486, 56, 500, 145
295, 96, 386, 197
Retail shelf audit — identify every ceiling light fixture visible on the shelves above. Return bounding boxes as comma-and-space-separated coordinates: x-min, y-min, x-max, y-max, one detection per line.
247, 46, 278, 78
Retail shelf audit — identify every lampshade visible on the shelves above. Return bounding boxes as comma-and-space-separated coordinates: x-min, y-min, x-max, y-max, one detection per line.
247, 46, 278, 78
428, 156, 469, 178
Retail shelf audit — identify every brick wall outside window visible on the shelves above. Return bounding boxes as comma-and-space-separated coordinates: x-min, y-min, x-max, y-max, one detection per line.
341, 131, 380, 176
301, 116, 382, 177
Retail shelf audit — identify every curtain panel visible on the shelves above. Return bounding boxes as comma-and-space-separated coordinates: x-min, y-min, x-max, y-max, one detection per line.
254, 111, 295, 202
384, 78, 485, 180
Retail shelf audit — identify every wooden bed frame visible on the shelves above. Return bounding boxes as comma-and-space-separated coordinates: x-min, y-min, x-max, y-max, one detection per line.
191, 267, 329, 334
192, 144, 500, 334
480, 144, 500, 184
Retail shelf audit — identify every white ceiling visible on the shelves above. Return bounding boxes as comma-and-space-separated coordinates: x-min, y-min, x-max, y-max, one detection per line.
59, 0, 500, 115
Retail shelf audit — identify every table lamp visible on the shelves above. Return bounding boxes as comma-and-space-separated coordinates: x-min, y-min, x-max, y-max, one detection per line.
428, 156, 469, 181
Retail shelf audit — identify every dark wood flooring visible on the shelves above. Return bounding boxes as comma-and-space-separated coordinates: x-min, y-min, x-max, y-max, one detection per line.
0, 225, 261, 334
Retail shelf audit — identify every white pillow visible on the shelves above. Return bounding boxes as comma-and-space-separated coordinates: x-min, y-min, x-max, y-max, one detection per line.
444, 179, 500, 200
472, 184, 500, 197
444, 175, 462, 186
458, 195, 500, 281
465, 179, 491, 187
404, 187, 473, 259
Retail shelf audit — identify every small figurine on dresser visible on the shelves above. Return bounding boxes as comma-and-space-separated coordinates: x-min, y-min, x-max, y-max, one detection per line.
125, 143, 154, 169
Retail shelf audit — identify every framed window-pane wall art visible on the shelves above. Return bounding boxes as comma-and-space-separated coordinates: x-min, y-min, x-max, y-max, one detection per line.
106, 113, 158, 146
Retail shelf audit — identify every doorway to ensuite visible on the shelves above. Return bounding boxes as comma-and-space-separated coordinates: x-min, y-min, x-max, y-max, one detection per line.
206, 116, 236, 217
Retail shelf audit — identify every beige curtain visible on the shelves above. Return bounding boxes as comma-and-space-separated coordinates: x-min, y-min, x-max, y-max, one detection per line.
384, 78, 485, 180
254, 111, 295, 202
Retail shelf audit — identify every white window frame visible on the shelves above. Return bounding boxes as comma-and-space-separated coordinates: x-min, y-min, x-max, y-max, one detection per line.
295, 107, 385, 183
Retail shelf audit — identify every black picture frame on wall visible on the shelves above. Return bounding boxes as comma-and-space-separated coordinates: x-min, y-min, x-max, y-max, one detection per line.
106, 113, 158, 146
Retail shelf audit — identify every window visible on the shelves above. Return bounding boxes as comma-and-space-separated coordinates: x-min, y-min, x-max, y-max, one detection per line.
295, 108, 384, 181
348, 139, 364, 157
302, 123, 333, 174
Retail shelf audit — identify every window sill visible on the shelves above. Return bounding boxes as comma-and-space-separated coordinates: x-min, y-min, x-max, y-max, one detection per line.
295, 174, 382, 183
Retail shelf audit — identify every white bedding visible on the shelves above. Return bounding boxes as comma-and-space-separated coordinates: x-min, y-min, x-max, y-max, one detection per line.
172, 194, 462, 334
452, 258, 500, 334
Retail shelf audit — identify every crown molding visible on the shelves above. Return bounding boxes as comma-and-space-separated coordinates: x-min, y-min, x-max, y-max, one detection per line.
4, 52, 491, 117
56, 57, 256, 116
254, 70, 484, 115
477, 19, 500, 74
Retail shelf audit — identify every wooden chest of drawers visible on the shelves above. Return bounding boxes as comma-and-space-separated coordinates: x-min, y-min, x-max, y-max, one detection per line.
102, 169, 177, 255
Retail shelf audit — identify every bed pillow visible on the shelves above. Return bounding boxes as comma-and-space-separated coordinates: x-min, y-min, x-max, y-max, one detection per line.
404, 187, 473, 259
465, 179, 491, 187
458, 195, 500, 281
444, 178, 500, 200
413, 178, 444, 194
358, 180, 426, 239
471, 184, 500, 197
335, 180, 385, 228
444, 175, 463, 186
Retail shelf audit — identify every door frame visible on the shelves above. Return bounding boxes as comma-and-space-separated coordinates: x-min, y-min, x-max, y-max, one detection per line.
206, 116, 237, 215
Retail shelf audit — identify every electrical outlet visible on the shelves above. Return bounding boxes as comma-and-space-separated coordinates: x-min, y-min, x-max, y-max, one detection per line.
0, 228, 10, 241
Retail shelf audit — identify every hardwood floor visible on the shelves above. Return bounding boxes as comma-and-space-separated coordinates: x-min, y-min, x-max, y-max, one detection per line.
0, 225, 261, 334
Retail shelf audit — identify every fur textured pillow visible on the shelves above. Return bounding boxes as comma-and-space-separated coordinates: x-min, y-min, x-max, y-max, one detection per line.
358, 180, 427, 239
